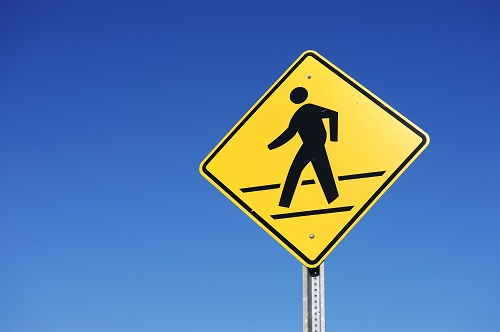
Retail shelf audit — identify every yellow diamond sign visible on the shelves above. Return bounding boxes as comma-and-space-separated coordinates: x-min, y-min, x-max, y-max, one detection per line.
200, 50, 429, 268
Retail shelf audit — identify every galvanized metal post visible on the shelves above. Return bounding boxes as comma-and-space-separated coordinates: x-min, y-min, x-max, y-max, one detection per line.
303, 263, 325, 332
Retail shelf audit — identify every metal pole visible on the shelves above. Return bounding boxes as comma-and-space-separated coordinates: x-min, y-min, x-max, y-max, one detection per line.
303, 263, 325, 332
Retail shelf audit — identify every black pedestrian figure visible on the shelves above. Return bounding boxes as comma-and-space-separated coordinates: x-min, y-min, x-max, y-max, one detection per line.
268, 87, 339, 208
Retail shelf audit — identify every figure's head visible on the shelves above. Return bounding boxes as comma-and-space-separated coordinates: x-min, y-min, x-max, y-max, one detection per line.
290, 87, 308, 104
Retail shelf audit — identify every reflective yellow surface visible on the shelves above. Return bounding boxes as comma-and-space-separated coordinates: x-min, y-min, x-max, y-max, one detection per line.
200, 50, 429, 267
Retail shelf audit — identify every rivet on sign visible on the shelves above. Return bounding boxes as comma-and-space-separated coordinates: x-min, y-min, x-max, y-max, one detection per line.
309, 234, 315, 239
307, 74, 312, 79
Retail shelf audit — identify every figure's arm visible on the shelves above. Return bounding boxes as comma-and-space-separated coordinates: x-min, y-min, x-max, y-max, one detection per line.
319, 107, 338, 142
268, 126, 296, 150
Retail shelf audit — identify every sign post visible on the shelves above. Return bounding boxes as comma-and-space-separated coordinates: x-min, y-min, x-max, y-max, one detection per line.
200, 50, 429, 329
303, 263, 325, 332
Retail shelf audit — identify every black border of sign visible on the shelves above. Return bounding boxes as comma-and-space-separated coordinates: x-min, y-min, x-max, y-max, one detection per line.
201, 51, 428, 266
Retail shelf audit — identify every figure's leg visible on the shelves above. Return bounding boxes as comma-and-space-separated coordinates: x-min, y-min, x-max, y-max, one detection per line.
312, 148, 338, 203
279, 147, 311, 208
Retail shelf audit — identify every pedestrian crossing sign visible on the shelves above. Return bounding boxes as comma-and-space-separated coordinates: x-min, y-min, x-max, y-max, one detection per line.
200, 50, 429, 268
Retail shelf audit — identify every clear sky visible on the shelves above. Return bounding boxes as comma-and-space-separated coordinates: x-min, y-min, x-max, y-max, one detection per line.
1, 1, 499, 331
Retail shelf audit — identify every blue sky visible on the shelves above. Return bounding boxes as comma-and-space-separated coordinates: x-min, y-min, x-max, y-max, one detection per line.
1, 1, 499, 331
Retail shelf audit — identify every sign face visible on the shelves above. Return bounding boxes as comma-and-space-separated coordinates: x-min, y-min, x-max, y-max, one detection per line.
200, 50, 429, 268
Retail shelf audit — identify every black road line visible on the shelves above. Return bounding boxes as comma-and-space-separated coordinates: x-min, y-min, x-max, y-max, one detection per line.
338, 171, 386, 181
241, 179, 316, 193
240, 171, 385, 193
271, 206, 354, 219
241, 183, 280, 193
